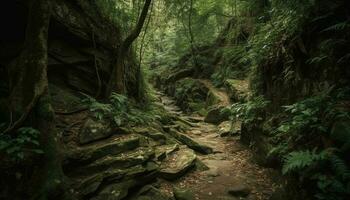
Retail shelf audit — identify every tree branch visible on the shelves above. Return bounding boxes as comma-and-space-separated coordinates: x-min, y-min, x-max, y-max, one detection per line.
122, 0, 152, 52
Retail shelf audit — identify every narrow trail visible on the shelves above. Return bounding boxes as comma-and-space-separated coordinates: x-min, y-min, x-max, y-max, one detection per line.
155, 91, 278, 200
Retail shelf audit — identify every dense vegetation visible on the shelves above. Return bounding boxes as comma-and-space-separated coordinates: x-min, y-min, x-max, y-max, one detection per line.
0, 0, 349, 200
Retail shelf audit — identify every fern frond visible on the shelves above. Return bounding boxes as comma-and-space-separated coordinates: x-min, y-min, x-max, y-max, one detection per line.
282, 150, 327, 175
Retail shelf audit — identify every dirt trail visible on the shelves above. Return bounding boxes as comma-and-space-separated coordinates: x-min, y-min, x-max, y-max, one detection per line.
156, 91, 278, 200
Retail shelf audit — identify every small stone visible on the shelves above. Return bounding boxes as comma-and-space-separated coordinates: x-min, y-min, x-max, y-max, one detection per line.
228, 185, 251, 197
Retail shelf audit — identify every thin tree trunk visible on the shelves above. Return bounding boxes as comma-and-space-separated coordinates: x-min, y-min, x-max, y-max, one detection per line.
107, 0, 152, 96
188, 0, 199, 70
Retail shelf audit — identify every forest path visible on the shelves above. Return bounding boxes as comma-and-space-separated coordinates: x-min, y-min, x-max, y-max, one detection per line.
155, 91, 278, 200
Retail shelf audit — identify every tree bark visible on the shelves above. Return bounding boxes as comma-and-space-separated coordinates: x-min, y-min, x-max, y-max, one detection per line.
107, 0, 152, 96
7, 0, 65, 199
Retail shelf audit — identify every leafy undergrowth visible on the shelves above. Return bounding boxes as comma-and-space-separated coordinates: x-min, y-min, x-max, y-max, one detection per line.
229, 87, 350, 199
270, 87, 350, 200
0, 127, 43, 162
81, 92, 172, 128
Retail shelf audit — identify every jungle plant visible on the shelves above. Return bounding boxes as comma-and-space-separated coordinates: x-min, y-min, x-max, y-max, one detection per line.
82, 92, 152, 126
269, 87, 350, 199
226, 95, 270, 123
0, 127, 43, 161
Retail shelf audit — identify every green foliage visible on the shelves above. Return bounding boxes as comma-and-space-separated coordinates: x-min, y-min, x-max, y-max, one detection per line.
267, 87, 350, 199
226, 96, 269, 123
271, 87, 350, 154
82, 93, 155, 127
282, 149, 350, 200
282, 150, 327, 175
0, 127, 43, 161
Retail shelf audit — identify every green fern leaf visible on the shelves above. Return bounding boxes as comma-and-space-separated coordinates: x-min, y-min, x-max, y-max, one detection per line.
282, 150, 327, 175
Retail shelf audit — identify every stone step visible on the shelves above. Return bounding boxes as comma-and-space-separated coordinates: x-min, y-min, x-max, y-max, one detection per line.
75, 162, 159, 198
154, 144, 180, 161
159, 147, 197, 180
74, 147, 155, 176
167, 128, 213, 154
64, 134, 141, 169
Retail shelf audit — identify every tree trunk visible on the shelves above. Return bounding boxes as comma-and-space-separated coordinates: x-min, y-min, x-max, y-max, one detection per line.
7, 0, 65, 199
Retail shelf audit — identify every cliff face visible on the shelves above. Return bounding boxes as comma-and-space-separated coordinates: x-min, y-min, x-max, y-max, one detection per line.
0, 0, 140, 108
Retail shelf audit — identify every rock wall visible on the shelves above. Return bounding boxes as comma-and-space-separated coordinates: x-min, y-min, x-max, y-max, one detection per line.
0, 0, 141, 111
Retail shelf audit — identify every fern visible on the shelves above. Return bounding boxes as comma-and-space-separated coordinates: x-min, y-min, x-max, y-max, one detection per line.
227, 96, 270, 123
282, 150, 327, 175
0, 127, 43, 161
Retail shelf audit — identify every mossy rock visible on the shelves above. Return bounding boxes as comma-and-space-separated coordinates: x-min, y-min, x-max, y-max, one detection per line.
159, 147, 196, 180
76, 162, 159, 197
155, 144, 180, 161
79, 118, 113, 144
204, 105, 230, 125
167, 129, 213, 154
206, 90, 222, 107
133, 127, 167, 144
173, 78, 209, 112
64, 135, 141, 169
173, 187, 195, 200
224, 79, 249, 103
79, 147, 155, 174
